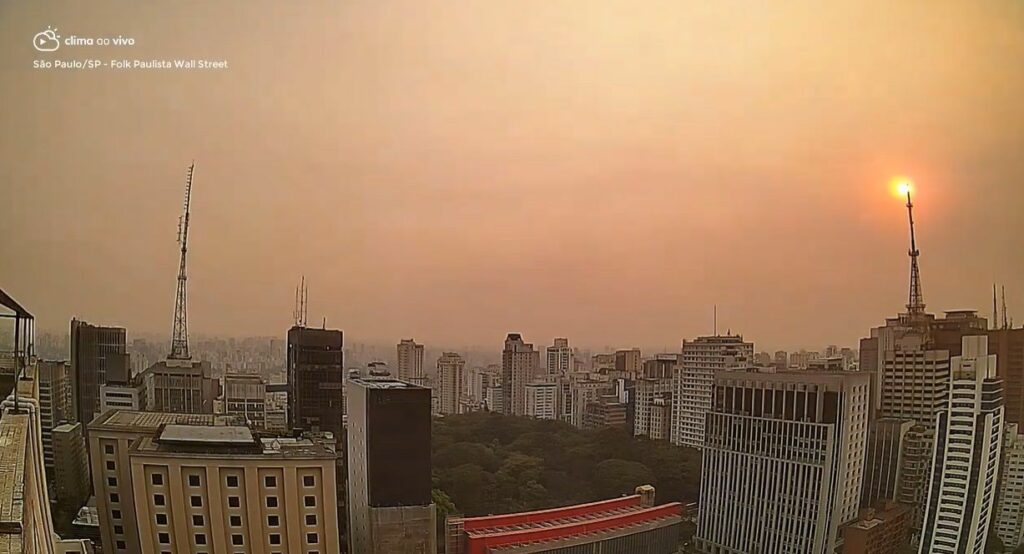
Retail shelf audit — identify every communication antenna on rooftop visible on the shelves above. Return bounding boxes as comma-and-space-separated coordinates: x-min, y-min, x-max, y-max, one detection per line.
993, 284, 999, 330
293, 276, 308, 327
169, 162, 195, 360
902, 183, 925, 316
1003, 286, 1010, 330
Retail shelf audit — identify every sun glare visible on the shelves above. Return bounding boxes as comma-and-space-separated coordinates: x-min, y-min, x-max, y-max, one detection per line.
891, 177, 913, 198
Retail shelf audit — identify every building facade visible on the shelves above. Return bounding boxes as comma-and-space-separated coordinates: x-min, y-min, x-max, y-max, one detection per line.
524, 381, 558, 420
70, 319, 127, 427
695, 370, 870, 554
141, 359, 219, 414
437, 352, 466, 415
52, 422, 90, 509
919, 335, 1004, 554
287, 326, 344, 437
994, 424, 1024, 550
672, 335, 753, 448
545, 338, 573, 375
223, 373, 267, 429
346, 378, 435, 554
397, 338, 425, 385
501, 334, 539, 417
633, 377, 674, 440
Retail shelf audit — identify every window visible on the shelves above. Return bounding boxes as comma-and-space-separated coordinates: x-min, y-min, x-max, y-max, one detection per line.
107, 477, 117, 487
304, 495, 316, 507
158, 532, 170, 544
303, 475, 315, 487
104, 444, 114, 455
228, 496, 240, 508
270, 534, 281, 545
156, 513, 167, 525
232, 534, 244, 546
266, 496, 278, 508
305, 514, 316, 525
112, 510, 121, 520
192, 515, 204, 526
114, 525, 124, 534
152, 474, 163, 485
109, 493, 119, 504
106, 461, 116, 471
230, 515, 241, 527
268, 515, 280, 526
265, 475, 277, 487
189, 474, 201, 487
195, 534, 206, 545
226, 475, 239, 487
115, 541, 126, 550
154, 494, 165, 506
306, 533, 319, 544
190, 495, 203, 507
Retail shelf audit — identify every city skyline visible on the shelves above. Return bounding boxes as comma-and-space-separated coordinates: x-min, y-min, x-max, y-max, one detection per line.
3, 1, 1023, 352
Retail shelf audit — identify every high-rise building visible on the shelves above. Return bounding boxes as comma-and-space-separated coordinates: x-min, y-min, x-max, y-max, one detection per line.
545, 338, 574, 375
70, 318, 127, 426
128, 424, 341, 554
436, 352, 466, 415
501, 333, 539, 416
223, 372, 267, 428
140, 359, 219, 414
633, 377, 674, 440
52, 422, 90, 509
524, 381, 558, 420
346, 378, 435, 554
87, 410, 241, 554
287, 326, 344, 437
99, 380, 146, 413
772, 350, 788, 370
672, 334, 752, 448
695, 370, 870, 554
861, 417, 916, 508
397, 338, 425, 385
37, 359, 72, 478
614, 348, 643, 378
570, 378, 609, 428
591, 353, 616, 373
582, 394, 628, 430
989, 327, 1024, 425
919, 335, 1004, 554
994, 424, 1024, 550
642, 353, 680, 379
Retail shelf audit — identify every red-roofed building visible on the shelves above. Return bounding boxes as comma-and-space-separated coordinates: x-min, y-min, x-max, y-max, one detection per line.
445, 485, 683, 554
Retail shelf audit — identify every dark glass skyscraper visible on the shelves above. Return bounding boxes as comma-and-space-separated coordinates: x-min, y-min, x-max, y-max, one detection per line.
286, 325, 344, 437
70, 318, 127, 427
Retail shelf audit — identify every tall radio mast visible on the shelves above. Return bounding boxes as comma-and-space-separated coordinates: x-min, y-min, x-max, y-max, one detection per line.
169, 163, 195, 360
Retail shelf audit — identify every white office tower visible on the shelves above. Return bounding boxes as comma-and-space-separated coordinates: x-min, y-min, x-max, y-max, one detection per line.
501, 333, 540, 416
994, 424, 1024, 550
672, 335, 753, 448
546, 338, 574, 375
634, 377, 674, 440
919, 335, 1004, 554
524, 381, 558, 420
695, 370, 870, 554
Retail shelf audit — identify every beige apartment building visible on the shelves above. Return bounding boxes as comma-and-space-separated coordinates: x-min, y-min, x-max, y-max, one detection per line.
88, 410, 340, 554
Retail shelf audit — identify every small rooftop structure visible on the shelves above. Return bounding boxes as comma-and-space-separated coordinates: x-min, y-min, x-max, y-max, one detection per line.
350, 377, 426, 390
156, 424, 255, 447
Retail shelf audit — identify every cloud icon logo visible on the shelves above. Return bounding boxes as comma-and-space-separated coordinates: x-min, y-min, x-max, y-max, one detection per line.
33, 27, 60, 52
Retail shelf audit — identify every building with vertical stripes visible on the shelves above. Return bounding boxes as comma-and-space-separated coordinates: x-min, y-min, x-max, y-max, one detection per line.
918, 335, 1003, 554
671, 335, 752, 449
695, 370, 870, 554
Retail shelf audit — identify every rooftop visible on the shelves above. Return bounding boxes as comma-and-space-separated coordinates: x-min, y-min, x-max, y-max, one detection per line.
349, 377, 426, 390
157, 425, 255, 446
89, 410, 241, 433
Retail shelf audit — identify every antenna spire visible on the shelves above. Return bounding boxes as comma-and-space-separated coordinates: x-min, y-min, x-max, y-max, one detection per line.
293, 276, 308, 327
1003, 286, 1009, 330
904, 187, 925, 316
169, 162, 195, 360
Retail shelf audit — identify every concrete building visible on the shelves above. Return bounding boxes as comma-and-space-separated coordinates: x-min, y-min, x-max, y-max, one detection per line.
591, 353, 616, 373
0, 362, 93, 554
633, 378, 674, 440
994, 424, 1024, 550
642, 354, 679, 379
87, 410, 241, 554
570, 379, 609, 428
582, 395, 628, 430
614, 348, 643, 378
223, 373, 267, 429
695, 370, 870, 554
52, 422, 90, 509
70, 319, 127, 427
524, 381, 558, 420
437, 352, 466, 415
140, 359, 218, 414
397, 338, 425, 385
861, 418, 916, 508
989, 327, 1024, 426
545, 338, 574, 375
128, 424, 341, 554
841, 502, 912, 554
287, 326, 344, 437
346, 378, 435, 554
919, 335, 1004, 554
100, 381, 146, 413
501, 334, 540, 417
38, 359, 72, 479
483, 383, 503, 414
672, 335, 753, 449
445, 486, 682, 554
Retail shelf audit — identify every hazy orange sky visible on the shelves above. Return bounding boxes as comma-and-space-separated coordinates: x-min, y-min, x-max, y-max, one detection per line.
2, 1, 1022, 352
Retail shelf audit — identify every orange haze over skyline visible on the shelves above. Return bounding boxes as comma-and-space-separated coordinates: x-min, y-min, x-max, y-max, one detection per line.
2, 1, 1023, 351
